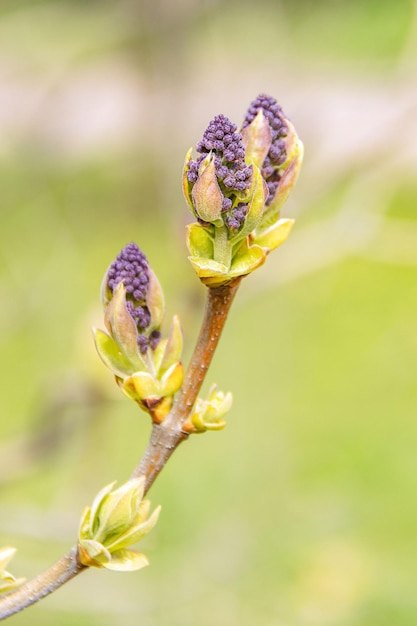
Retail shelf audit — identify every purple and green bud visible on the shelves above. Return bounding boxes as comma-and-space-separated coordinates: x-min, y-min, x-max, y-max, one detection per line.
184, 93, 302, 286
104, 242, 159, 354
242, 93, 288, 204
241, 93, 303, 219
94, 246, 183, 423
183, 113, 268, 285
184, 114, 254, 234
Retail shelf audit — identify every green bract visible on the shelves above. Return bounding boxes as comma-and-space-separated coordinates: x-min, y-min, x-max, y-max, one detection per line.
0, 547, 25, 594
78, 477, 161, 572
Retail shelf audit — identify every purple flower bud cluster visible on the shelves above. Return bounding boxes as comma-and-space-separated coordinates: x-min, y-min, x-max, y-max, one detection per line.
138, 330, 161, 353
107, 242, 159, 353
243, 94, 288, 205
187, 114, 253, 232
224, 203, 249, 232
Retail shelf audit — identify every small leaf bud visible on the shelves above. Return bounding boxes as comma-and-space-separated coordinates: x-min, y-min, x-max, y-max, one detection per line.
183, 385, 233, 433
78, 477, 161, 572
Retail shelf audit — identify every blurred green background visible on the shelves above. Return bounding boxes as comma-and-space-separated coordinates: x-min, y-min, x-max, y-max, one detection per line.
1, 0, 416, 624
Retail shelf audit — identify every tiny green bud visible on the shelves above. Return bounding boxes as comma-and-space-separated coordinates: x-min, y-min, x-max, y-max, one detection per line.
0, 547, 25, 594
78, 477, 161, 572
183, 385, 233, 433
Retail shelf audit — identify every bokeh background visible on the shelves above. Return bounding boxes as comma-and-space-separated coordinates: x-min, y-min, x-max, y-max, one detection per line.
1, 0, 416, 624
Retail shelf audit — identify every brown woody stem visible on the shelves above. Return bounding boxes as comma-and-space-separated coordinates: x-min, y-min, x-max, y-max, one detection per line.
133, 278, 242, 493
0, 547, 85, 620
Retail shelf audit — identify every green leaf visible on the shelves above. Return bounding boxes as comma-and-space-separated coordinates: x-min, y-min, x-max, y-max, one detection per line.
123, 372, 161, 401
229, 240, 266, 277
182, 147, 196, 215
0, 548, 16, 571
0, 577, 26, 594
89, 482, 116, 536
146, 268, 165, 331
103, 550, 149, 572
186, 222, 214, 259
158, 315, 183, 377
151, 338, 167, 373
93, 328, 137, 378
0, 547, 25, 594
79, 539, 111, 567
107, 505, 161, 552
254, 218, 294, 251
78, 506, 92, 540
104, 283, 147, 371
188, 256, 228, 277
159, 362, 184, 396
93, 479, 145, 545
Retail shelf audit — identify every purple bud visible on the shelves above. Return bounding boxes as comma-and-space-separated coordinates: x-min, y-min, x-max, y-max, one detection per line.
222, 197, 233, 211
107, 242, 153, 349
223, 175, 236, 188
225, 217, 240, 231
242, 93, 289, 205
137, 334, 149, 354
223, 202, 248, 232
188, 113, 253, 233
149, 330, 161, 351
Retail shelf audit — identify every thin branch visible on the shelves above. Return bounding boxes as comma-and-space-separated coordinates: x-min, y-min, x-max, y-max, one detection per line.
133, 278, 242, 492
0, 278, 241, 620
0, 547, 84, 621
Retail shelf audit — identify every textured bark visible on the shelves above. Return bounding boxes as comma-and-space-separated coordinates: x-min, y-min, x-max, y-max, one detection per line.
0, 546, 85, 620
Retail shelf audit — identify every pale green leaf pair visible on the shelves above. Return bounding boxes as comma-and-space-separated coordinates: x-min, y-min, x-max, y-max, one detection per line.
78, 477, 161, 572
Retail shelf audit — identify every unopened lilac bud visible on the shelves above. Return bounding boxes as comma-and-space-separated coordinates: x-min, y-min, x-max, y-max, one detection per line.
95, 248, 183, 421
106, 242, 150, 329
242, 94, 303, 211
103, 243, 164, 355
183, 114, 253, 235
184, 96, 299, 287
